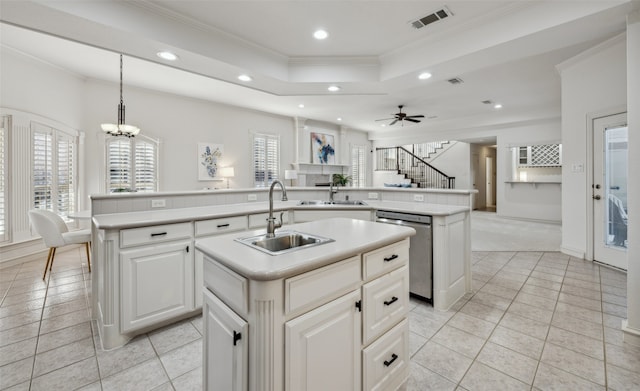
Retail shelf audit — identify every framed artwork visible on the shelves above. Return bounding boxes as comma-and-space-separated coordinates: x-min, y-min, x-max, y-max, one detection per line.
311, 132, 336, 164
198, 142, 224, 181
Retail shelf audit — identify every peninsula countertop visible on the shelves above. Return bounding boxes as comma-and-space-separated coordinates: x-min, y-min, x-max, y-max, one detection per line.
195, 217, 416, 281
91, 200, 469, 230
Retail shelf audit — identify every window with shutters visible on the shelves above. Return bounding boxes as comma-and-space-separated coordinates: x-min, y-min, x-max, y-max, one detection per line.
106, 136, 158, 192
351, 145, 366, 188
0, 116, 8, 242
253, 133, 280, 187
32, 123, 77, 220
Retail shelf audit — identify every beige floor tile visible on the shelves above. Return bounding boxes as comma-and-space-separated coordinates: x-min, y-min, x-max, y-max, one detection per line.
530, 271, 563, 284
546, 326, 604, 360
533, 362, 604, 391
0, 321, 40, 348
431, 325, 486, 359
101, 358, 169, 391
469, 291, 512, 311
446, 312, 496, 339
403, 362, 456, 391
0, 356, 34, 389
460, 301, 505, 324
603, 302, 627, 318
507, 301, 554, 324
30, 356, 99, 391
551, 312, 603, 340
460, 361, 529, 391
563, 277, 601, 292
409, 311, 444, 339
0, 336, 37, 367
518, 284, 560, 301
412, 341, 473, 383
96, 334, 157, 378
149, 319, 202, 355
477, 342, 538, 384
479, 282, 519, 300
541, 342, 605, 385
172, 366, 203, 391
606, 363, 640, 391
499, 312, 549, 340
37, 321, 93, 353
604, 343, 640, 373
514, 291, 557, 311
489, 325, 544, 360
554, 302, 602, 325
33, 336, 95, 377
159, 339, 202, 379
602, 292, 627, 307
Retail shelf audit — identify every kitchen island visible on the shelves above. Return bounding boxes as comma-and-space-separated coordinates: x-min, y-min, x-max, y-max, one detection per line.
195, 217, 415, 391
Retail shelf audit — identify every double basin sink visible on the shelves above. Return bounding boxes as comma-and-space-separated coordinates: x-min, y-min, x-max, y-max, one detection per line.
235, 200, 365, 255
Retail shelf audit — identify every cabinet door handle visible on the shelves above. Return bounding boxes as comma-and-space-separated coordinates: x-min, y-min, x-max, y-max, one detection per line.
384, 296, 398, 306
150, 232, 167, 237
217, 224, 230, 228
355, 300, 362, 312
185, 246, 189, 253
383, 353, 398, 367
383, 254, 398, 262
233, 330, 242, 346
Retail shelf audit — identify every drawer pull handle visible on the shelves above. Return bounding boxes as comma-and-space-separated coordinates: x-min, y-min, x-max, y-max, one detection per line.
384, 353, 398, 367
355, 300, 362, 312
217, 224, 230, 228
233, 330, 242, 346
383, 254, 398, 262
150, 232, 167, 237
384, 296, 398, 306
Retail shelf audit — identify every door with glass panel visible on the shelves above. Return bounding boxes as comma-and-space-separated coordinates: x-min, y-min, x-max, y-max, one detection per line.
592, 113, 627, 270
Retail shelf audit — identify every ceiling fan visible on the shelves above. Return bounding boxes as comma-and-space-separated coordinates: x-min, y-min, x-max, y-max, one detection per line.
375, 105, 425, 126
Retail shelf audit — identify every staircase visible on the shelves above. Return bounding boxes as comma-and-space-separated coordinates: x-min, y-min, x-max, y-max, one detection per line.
375, 146, 455, 189
403, 141, 451, 161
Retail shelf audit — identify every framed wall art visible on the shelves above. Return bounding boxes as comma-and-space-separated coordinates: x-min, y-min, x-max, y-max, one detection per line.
310, 132, 336, 164
198, 142, 224, 181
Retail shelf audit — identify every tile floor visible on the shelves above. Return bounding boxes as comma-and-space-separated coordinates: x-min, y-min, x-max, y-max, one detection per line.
1, 248, 639, 390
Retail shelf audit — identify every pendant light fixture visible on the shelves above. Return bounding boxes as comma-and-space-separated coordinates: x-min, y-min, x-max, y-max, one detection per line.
101, 54, 140, 137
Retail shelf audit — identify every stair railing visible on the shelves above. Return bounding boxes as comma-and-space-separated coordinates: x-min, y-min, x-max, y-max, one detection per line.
376, 146, 455, 189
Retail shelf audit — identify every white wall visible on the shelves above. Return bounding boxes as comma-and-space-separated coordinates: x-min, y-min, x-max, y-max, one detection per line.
557, 34, 627, 257
496, 120, 562, 222
427, 141, 471, 189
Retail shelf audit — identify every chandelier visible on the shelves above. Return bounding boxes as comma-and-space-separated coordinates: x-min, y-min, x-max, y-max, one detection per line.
101, 54, 140, 137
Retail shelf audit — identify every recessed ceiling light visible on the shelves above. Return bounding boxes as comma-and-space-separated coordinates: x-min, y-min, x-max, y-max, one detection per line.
381, 124, 386, 127
298, 104, 305, 108
337, 117, 342, 121
418, 72, 432, 80
314, 30, 328, 40
237, 74, 252, 82
157, 51, 178, 61
494, 103, 503, 109
328, 85, 340, 92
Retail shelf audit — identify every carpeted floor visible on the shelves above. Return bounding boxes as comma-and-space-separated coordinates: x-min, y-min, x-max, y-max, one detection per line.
471, 211, 561, 252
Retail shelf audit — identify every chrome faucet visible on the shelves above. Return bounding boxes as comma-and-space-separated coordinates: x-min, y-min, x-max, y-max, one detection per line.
329, 182, 338, 203
267, 179, 288, 237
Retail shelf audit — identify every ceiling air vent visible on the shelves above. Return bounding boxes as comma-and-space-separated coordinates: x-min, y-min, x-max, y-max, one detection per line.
411, 6, 453, 29
447, 77, 464, 85
482, 100, 493, 105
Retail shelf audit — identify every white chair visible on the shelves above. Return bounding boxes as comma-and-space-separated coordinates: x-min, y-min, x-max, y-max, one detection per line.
28, 209, 91, 280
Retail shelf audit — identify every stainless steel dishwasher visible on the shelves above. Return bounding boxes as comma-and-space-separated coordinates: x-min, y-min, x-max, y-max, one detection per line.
375, 210, 432, 301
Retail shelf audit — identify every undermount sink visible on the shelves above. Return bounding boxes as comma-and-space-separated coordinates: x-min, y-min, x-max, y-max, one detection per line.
235, 230, 334, 255
297, 200, 367, 206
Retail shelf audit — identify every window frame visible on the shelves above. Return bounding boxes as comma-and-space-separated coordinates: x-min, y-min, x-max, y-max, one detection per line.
252, 132, 280, 188
105, 135, 159, 193
351, 144, 367, 188
0, 115, 10, 242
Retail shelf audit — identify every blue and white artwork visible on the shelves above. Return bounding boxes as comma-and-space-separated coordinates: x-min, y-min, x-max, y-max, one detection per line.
198, 142, 223, 181
311, 132, 335, 164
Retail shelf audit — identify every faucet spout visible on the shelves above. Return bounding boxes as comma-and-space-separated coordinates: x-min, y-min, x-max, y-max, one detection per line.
267, 180, 287, 237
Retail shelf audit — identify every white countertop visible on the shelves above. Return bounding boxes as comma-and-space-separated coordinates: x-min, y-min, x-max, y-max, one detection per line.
195, 218, 415, 281
92, 200, 468, 230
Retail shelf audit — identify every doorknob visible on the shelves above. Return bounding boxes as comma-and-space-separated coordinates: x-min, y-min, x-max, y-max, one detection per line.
593, 195, 601, 200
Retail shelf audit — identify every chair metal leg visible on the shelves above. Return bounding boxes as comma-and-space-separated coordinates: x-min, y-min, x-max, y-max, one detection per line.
42, 248, 54, 280
49, 247, 57, 271
85, 242, 91, 272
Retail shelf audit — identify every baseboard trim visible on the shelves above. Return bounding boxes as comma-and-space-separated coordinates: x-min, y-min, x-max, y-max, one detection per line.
561, 246, 585, 259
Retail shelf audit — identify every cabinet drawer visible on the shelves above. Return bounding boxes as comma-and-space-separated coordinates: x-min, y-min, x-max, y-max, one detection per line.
362, 265, 409, 345
203, 256, 249, 317
195, 216, 247, 237
363, 239, 409, 280
248, 211, 289, 229
285, 256, 361, 316
120, 222, 192, 248
363, 318, 409, 391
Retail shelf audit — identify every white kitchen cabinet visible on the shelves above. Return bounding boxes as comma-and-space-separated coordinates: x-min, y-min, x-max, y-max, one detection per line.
285, 290, 362, 391
203, 288, 248, 391
363, 319, 409, 391
120, 239, 194, 332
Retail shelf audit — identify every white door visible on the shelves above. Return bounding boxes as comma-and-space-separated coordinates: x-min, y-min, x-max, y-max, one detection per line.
593, 113, 628, 269
485, 157, 494, 206
203, 289, 248, 391
285, 290, 361, 391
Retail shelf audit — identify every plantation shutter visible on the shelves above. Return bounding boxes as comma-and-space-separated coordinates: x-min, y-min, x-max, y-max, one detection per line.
107, 138, 132, 192
0, 116, 7, 241
56, 133, 76, 218
253, 133, 280, 187
134, 139, 157, 192
351, 145, 366, 188
33, 125, 53, 210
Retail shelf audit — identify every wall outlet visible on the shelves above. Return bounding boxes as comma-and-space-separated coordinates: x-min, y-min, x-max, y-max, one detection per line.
414, 194, 424, 202
247, 194, 257, 201
151, 199, 166, 208
368, 192, 379, 200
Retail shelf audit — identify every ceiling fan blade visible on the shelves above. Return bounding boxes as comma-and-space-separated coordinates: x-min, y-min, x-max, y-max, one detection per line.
389, 119, 398, 126
405, 118, 421, 123
406, 115, 425, 119
375, 117, 395, 121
